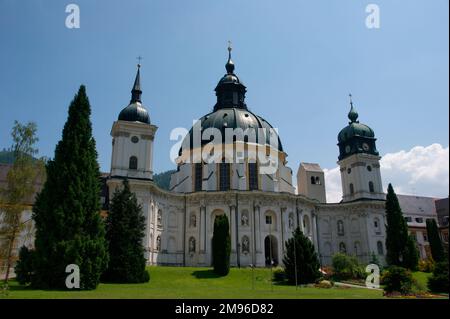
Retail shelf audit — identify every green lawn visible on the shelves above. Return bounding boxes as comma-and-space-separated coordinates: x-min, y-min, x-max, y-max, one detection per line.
2, 266, 384, 299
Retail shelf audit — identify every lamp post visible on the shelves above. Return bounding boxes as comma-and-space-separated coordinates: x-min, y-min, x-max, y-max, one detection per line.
249, 264, 255, 290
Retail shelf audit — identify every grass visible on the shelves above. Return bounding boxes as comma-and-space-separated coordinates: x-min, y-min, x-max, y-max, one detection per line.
1, 266, 385, 299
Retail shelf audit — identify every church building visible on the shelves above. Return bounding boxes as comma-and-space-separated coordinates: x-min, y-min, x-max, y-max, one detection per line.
107, 47, 387, 267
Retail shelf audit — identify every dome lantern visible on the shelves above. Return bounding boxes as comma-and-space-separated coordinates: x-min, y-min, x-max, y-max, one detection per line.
214, 42, 247, 111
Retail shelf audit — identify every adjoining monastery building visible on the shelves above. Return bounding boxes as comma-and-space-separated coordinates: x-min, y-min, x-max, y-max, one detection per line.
107, 48, 388, 267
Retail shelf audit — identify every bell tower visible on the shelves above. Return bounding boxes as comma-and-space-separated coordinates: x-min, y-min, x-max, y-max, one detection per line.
110, 64, 158, 180
337, 95, 384, 202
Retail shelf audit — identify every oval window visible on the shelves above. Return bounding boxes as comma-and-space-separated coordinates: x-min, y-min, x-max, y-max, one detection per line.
131, 136, 139, 143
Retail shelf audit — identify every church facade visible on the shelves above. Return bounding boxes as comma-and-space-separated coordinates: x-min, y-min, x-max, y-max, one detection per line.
107, 48, 387, 267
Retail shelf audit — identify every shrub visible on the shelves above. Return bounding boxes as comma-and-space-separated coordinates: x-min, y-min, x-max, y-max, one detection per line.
314, 280, 333, 289
427, 261, 449, 293
272, 267, 286, 282
418, 257, 435, 273
14, 246, 34, 285
331, 253, 365, 280
282, 227, 321, 284
369, 252, 383, 272
381, 266, 414, 295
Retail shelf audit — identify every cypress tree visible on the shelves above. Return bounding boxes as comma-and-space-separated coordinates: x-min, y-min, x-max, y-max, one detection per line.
102, 179, 149, 283
32, 85, 108, 290
426, 218, 445, 262
385, 183, 418, 270
403, 234, 419, 271
212, 214, 231, 276
283, 227, 321, 284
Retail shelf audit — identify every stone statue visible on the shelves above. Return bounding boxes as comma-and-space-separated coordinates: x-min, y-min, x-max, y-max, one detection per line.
288, 214, 294, 229
242, 236, 249, 254
241, 212, 249, 226
156, 236, 161, 251
189, 237, 195, 253
190, 213, 196, 228
157, 210, 162, 226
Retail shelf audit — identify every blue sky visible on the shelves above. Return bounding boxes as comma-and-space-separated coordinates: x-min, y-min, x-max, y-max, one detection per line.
0, 0, 448, 197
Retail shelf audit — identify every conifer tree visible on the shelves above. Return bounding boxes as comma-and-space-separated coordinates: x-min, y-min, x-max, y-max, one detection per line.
385, 183, 418, 270
283, 227, 321, 284
426, 218, 445, 262
212, 214, 231, 276
32, 85, 108, 290
102, 180, 149, 283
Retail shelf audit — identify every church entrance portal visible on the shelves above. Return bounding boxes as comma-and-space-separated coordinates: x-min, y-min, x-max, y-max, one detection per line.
264, 235, 278, 266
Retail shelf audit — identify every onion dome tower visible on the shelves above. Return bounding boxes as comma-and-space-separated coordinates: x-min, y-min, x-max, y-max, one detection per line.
337, 95, 383, 202
118, 64, 151, 124
110, 63, 158, 180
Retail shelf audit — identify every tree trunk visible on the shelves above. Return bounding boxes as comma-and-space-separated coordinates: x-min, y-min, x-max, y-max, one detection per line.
3, 214, 19, 284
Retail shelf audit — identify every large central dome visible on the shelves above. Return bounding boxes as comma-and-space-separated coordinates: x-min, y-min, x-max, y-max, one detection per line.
179, 46, 284, 156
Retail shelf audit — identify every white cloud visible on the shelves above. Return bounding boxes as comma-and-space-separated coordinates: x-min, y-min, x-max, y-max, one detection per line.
323, 166, 342, 203
324, 143, 449, 203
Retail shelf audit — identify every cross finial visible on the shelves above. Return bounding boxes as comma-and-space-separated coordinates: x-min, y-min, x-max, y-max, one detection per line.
228, 40, 232, 53
136, 56, 143, 68
349, 93, 353, 106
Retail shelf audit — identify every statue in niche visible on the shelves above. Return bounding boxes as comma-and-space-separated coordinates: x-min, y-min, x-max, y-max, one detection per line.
241, 212, 249, 226
190, 213, 196, 228
337, 220, 344, 235
189, 237, 196, 253
156, 236, 161, 251
157, 210, 162, 226
242, 236, 250, 254
288, 214, 294, 229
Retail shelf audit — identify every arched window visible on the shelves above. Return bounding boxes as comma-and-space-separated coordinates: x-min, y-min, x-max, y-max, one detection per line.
248, 162, 258, 190
129, 156, 138, 170
315, 176, 321, 185
377, 241, 384, 255
194, 163, 202, 191
311, 176, 316, 185
337, 220, 345, 236
374, 217, 381, 234
303, 215, 311, 235
339, 242, 347, 253
219, 159, 230, 191
349, 183, 354, 194
369, 181, 374, 193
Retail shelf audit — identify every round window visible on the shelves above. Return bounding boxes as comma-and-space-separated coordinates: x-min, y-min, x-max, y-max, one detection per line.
131, 136, 139, 143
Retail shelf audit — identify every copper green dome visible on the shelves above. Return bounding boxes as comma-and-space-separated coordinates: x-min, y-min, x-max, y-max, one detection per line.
338, 122, 375, 143
118, 102, 150, 124
337, 96, 379, 160
179, 107, 284, 156
337, 99, 374, 143
179, 46, 284, 155
118, 64, 151, 124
